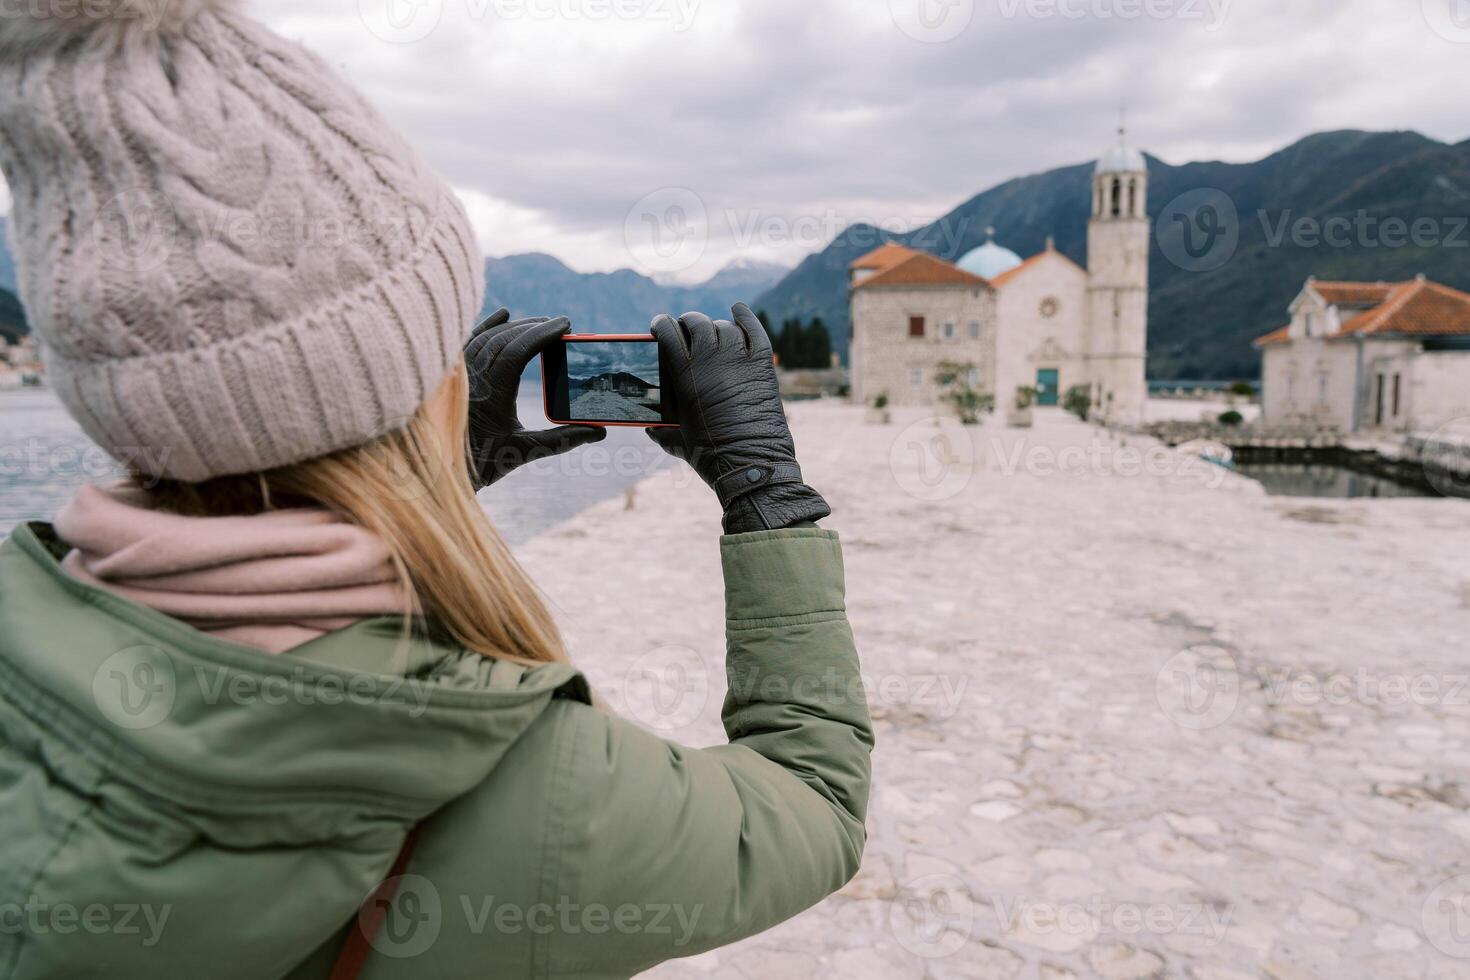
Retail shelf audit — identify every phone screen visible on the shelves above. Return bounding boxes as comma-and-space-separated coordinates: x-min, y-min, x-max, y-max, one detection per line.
542, 336, 677, 427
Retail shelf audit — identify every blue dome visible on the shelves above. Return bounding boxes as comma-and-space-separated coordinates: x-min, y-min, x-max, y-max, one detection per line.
1096, 129, 1146, 174
957, 234, 1022, 280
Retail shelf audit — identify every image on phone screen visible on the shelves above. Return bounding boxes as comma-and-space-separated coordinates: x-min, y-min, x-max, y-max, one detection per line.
543, 337, 676, 426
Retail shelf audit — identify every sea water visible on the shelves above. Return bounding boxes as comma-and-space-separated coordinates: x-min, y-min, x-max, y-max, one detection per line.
0, 386, 669, 544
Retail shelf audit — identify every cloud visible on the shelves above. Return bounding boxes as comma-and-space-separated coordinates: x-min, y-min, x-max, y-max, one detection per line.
3, 0, 1465, 282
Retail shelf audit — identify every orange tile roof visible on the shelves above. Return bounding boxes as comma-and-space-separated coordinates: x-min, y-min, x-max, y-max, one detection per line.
1254, 324, 1292, 346
1256, 277, 1470, 348
1331, 278, 1470, 338
1310, 281, 1396, 307
989, 247, 1087, 287
852, 252, 991, 290
850, 242, 921, 272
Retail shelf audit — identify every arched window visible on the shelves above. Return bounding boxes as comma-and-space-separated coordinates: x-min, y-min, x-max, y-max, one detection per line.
1127, 179, 1138, 216
1110, 178, 1122, 217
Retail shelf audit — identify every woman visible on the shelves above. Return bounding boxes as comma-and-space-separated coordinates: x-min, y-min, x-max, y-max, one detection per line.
0, 3, 871, 978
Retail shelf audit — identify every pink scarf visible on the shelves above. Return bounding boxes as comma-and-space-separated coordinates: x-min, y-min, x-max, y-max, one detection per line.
55, 485, 410, 654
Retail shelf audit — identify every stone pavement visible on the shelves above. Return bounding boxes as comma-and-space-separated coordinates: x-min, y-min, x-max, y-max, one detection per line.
511, 403, 1470, 980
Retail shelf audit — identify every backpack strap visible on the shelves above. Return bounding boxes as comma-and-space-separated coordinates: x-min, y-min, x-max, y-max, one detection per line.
329, 825, 422, 980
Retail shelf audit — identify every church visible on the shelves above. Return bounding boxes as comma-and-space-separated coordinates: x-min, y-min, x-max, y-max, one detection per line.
849, 129, 1150, 423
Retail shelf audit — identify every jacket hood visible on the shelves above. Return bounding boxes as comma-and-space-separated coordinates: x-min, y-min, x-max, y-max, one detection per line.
0, 523, 590, 850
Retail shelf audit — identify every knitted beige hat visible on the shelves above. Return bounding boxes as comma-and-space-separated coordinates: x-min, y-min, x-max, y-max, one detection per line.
0, 0, 484, 481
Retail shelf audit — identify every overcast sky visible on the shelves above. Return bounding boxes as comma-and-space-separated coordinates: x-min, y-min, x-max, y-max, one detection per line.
7, 0, 1468, 282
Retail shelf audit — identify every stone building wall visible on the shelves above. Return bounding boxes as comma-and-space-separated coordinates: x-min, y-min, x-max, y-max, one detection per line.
850, 285, 997, 407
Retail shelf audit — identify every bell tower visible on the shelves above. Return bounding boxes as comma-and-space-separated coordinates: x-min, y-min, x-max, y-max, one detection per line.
1086, 122, 1149, 422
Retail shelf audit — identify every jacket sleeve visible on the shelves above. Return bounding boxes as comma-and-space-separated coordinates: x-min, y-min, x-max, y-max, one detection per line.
546, 527, 873, 977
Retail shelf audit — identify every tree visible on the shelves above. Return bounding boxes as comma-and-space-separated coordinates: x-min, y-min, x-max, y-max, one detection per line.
754, 309, 778, 348
807, 317, 832, 368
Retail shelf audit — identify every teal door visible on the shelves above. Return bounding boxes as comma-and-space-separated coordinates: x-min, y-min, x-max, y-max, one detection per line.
1036, 369, 1060, 406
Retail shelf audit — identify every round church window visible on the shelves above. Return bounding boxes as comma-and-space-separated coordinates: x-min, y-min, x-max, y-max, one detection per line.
1040, 297, 1060, 319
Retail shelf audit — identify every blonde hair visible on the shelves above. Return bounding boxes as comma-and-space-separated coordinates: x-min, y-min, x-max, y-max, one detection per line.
136, 366, 568, 666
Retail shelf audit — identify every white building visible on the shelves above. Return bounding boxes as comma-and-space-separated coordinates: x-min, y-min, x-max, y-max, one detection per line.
849, 129, 1149, 422
1254, 276, 1470, 434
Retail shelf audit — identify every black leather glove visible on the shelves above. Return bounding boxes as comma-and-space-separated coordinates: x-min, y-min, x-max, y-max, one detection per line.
465, 309, 606, 489
647, 303, 830, 534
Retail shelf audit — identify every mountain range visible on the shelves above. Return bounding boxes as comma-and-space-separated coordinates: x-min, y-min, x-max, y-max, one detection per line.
0, 217, 22, 342
480, 253, 789, 331
752, 129, 1470, 380
570, 372, 656, 391
3, 130, 1467, 380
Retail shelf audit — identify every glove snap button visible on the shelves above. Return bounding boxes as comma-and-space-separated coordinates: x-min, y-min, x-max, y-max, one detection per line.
745, 467, 764, 484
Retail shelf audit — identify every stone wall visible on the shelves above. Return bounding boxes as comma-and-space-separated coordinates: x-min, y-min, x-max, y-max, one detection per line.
850, 285, 996, 407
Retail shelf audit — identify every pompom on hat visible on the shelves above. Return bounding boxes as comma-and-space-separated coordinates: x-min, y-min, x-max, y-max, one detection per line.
0, 0, 484, 481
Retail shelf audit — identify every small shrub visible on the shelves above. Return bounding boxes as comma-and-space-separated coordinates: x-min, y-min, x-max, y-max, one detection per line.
1227, 381, 1257, 398
1063, 385, 1092, 421
1218, 410, 1245, 427
873, 392, 889, 410
933, 361, 994, 425
1014, 386, 1037, 411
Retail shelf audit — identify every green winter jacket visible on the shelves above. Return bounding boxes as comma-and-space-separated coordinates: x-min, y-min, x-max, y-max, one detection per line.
0, 523, 871, 979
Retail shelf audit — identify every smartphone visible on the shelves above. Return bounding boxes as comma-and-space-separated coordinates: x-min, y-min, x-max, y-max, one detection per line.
541, 334, 679, 427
